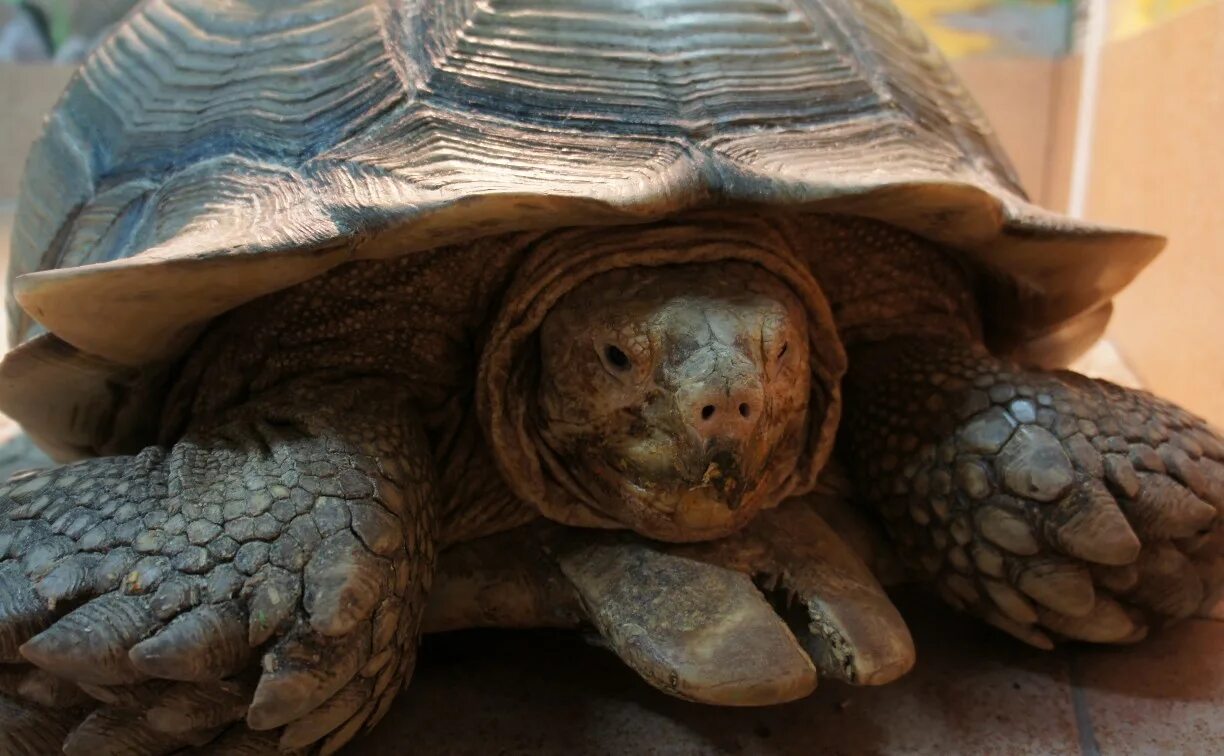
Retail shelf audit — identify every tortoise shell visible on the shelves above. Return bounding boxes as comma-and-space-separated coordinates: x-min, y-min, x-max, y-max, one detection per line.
1, 0, 1161, 459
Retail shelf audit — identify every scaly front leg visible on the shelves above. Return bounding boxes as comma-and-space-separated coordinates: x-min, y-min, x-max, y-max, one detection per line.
0, 376, 436, 753
842, 336, 1224, 647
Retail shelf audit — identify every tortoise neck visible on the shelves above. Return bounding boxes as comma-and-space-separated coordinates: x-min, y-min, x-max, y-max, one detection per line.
795, 216, 981, 348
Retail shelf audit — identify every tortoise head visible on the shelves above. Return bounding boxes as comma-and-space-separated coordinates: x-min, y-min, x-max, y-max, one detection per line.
479, 213, 847, 543
537, 262, 812, 541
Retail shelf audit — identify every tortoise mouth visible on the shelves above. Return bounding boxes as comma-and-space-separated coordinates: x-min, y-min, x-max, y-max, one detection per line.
605, 438, 758, 511
625, 484, 764, 543
515, 417, 778, 541
557, 439, 778, 543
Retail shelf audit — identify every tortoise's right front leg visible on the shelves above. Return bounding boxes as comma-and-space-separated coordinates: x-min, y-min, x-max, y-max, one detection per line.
0, 376, 437, 754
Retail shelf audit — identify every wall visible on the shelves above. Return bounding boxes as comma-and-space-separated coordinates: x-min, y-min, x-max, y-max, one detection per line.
919, 1, 1224, 427
1090, 1, 1224, 425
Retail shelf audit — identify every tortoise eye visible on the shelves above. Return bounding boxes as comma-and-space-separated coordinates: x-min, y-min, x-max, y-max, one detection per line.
604, 345, 632, 372
767, 340, 791, 380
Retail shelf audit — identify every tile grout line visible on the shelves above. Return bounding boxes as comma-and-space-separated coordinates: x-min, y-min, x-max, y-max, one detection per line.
1069, 654, 1101, 756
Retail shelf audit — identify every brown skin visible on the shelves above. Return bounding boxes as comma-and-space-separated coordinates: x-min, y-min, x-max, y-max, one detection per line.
537, 262, 811, 542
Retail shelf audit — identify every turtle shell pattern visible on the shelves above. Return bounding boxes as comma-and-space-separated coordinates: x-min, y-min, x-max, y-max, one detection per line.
2, 0, 1161, 459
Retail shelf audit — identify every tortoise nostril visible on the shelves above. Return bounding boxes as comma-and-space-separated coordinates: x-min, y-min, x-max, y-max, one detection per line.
739, 403, 751, 418
701, 405, 716, 421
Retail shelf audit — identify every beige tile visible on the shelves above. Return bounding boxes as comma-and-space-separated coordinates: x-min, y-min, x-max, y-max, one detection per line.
356, 591, 1082, 755
1073, 620, 1224, 756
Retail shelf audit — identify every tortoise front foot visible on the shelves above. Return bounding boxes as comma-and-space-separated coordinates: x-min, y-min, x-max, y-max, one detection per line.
427, 493, 914, 705
550, 532, 821, 706
0, 380, 437, 754
844, 337, 1224, 648
668, 496, 915, 687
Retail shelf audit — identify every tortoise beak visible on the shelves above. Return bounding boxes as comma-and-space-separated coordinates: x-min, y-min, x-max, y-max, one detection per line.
696, 446, 748, 511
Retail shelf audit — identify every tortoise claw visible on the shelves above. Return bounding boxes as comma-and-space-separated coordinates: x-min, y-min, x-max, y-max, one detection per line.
553, 536, 818, 706
425, 494, 915, 702
675, 497, 916, 687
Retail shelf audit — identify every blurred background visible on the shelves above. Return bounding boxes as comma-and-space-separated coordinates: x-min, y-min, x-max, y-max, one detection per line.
0, 2, 1221, 753
895, 0, 1224, 431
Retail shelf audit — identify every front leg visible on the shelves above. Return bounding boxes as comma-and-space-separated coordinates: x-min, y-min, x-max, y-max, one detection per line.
0, 376, 436, 753
843, 336, 1224, 648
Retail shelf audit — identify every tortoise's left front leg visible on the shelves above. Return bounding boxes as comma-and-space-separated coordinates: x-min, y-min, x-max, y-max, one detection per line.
842, 335, 1224, 648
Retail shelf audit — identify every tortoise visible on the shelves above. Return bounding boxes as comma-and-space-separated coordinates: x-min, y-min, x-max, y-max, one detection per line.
1, 0, 1223, 752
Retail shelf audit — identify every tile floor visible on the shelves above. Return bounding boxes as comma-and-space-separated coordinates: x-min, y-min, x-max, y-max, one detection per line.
355, 590, 1224, 755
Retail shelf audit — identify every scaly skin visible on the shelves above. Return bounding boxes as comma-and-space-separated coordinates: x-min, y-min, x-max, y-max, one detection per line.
842, 337, 1224, 647
537, 260, 813, 540
0, 376, 437, 753
826, 227, 1224, 647
161, 238, 537, 548
0, 487, 911, 754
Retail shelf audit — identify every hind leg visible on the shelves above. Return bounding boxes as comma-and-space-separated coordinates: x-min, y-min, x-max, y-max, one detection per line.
0, 377, 437, 753
842, 336, 1224, 648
